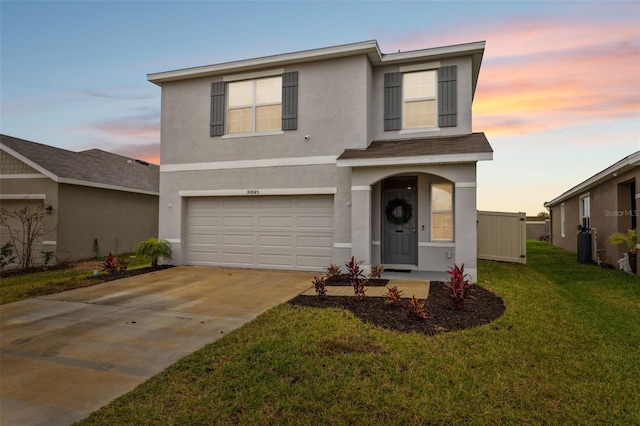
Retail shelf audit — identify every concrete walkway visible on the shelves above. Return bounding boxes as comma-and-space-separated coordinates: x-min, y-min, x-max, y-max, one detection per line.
0, 267, 315, 426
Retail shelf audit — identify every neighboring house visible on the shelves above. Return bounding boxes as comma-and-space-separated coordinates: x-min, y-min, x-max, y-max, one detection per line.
544, 151, 639, 273
0, 135, 160, 265
148, 40, 493, 281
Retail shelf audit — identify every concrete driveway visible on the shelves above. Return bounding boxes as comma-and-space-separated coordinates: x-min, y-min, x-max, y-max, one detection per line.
1, 267, 314, 426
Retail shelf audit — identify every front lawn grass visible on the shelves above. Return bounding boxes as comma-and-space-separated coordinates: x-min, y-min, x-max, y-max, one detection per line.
0, 254, 151, 304
78, 241, 638, 424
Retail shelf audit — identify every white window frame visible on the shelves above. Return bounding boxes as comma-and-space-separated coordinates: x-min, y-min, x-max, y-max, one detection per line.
560, 203, 566, 237
226, 76, 282, 135
431, 182, 454, 242
579, 193, 590, 230
402, 70, 438, 130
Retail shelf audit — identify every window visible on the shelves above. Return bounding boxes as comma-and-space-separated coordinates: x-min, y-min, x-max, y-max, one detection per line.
579, 194, 590, 229
384, 66, 456, 131
227, 77, 282, 133
431, 183, 453, 241
403, 70, 437, 129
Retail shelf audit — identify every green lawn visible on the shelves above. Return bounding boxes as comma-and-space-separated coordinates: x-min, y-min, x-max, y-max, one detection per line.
0, 254, 151, 304
67, 242, 637, 424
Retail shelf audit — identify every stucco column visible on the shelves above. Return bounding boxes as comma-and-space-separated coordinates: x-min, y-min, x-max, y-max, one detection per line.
454, 183, 477, 282
351, 186, 372, 271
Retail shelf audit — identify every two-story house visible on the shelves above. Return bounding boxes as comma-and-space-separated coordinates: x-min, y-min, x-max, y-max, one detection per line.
148, 40, 492, 281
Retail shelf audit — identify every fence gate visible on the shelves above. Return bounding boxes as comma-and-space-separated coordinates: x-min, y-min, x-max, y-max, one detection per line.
477, 211, 526, 264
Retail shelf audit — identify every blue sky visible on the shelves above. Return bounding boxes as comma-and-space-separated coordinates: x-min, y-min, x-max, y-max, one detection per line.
1, 0, 639, 216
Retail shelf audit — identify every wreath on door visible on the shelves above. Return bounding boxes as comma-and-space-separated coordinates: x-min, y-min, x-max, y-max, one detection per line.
385, 198, 413, 225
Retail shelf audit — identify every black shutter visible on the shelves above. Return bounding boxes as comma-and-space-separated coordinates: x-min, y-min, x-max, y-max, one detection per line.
438, 66, 457, 127
384, 72, 402, 131
210, 82, 225, 136
282, 71, 298, 130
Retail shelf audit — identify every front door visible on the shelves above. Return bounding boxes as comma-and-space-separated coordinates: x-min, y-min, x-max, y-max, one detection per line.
382, 177, 418, 265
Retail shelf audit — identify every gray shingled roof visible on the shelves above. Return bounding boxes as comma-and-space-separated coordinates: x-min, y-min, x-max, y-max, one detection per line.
337, 132, 493, 161
0, 134, 159, 194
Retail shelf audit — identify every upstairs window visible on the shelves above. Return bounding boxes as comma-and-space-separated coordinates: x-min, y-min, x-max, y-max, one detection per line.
210, 71, 297, 137
227, 77, 282, 134
431, 182, 454, 241
384, 65, 457, 131
403, 70, 437, 129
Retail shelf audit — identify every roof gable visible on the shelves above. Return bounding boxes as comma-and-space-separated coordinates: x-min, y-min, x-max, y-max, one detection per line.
0, 134, 159, 195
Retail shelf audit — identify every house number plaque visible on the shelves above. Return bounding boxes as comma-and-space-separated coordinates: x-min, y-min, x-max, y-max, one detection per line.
246, 189, 260, 195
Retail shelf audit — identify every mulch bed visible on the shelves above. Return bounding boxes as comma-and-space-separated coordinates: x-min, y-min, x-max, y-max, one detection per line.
87, 265, 174, 283
288, 281, 506, 335
325, 275, 389, 287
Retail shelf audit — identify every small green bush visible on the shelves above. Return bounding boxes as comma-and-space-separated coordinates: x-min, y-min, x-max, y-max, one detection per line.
136, 238, 172, 268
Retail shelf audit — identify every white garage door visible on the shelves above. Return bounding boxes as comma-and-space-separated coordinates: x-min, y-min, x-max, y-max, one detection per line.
187, 195, 334, 271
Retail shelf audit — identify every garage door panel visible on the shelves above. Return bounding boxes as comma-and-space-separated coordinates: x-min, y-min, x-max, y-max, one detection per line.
223, 252, 255, 265
259, 235, 293, 248
298, 216, 332, 229
258, 254, 293, 268
187, 195, 333, 271
190, 217, 220, 227
223, 198, 256, 209
259, 216, 292, 227
258, 198, 293, 209
223, 216, 254, 227
297, 255, 333, 268
295, 197, 333, 209
189, 234, 219, 244
297, 236, 332, 249
222, 234, 255, 247
188, 250, 221, 263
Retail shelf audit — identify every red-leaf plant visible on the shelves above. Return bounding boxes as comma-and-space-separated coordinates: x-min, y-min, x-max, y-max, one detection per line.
369, 265, 384, 279
312, 276, 327, 296
384, 285, 404, 305
102, 252, 119, 275
345, 256, 367, 299
403, 295, 429, 321
326, 263, 342, 278
446, 263, 472, 310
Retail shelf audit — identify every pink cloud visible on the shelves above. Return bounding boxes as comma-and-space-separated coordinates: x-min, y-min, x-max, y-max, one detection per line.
112, 143, 160, 165
387, 14, 640, 137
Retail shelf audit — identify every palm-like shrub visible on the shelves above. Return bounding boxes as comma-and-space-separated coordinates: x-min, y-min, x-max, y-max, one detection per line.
136, 238, 172, 268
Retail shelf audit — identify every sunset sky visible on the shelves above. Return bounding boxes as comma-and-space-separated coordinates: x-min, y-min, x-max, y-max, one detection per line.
2, 1, 639, 216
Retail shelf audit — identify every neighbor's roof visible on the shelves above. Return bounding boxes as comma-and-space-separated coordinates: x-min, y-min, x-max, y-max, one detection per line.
148, 40, 485, 95
0, 134, 159, 195
544, 150, 640, 208
336, 132, 493, 167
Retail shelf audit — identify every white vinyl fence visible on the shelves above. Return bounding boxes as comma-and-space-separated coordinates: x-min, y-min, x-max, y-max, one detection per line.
477, 211, 527, 264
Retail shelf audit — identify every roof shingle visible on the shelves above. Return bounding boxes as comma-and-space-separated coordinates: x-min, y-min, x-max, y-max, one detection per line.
0, 134, 159, 193
337, 132, 492, 162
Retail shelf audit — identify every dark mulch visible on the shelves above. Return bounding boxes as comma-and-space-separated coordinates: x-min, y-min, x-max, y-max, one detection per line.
288, 281, 506, 335
88, 265, 174, 283
325, 275, 389, 287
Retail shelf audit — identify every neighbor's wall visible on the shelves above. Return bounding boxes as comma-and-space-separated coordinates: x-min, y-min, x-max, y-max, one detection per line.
0, 151, 59, 265
549, 166, 639, 268
57, 184, 158, 261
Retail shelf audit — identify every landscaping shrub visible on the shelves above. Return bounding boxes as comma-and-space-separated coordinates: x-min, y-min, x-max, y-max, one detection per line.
345, 256, 367, 299
136, 238, 172, 268
312, 276, 327, 296
384, 285, 403, 304
403, 295, 428, 320
369, 265, 384, 279
446, 263, 472, 310
326, 263, 342, 278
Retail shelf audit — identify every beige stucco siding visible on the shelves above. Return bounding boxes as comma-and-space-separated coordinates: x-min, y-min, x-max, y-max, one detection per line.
57, 184, 158, 261
549, 167, 639, 266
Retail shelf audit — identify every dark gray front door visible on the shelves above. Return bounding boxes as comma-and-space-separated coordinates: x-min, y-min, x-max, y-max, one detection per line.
382, 185, 418, 265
